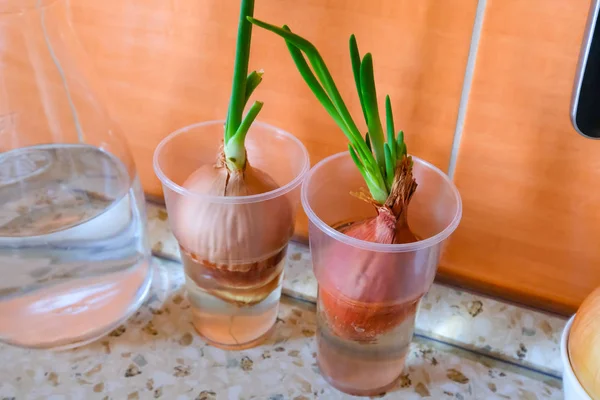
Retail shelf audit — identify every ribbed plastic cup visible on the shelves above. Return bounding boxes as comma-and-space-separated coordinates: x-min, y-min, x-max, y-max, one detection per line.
154, 120, 309, 350
301, 151, 462, 396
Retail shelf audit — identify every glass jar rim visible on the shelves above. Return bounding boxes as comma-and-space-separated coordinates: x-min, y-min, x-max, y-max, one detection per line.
153, 119, 310, 205
301, 151, 463, 253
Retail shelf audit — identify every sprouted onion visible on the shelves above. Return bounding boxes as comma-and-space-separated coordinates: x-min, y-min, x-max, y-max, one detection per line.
249, 18, 420, 339
174, 0, 292, 305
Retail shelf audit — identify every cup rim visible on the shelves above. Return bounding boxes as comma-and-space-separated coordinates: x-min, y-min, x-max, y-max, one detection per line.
153, 120, 310, 204
561, 314, 593, 399
301, 151, 463, 253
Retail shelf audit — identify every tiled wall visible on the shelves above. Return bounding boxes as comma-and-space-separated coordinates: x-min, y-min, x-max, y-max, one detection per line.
69, 0, 597, 313
441, 0, 598, 314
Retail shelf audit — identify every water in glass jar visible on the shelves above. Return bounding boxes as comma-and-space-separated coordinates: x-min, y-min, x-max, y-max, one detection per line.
0, 143, 152, 349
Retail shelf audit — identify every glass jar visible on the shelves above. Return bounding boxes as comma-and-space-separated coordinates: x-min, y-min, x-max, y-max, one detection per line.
0, 0, 153, 349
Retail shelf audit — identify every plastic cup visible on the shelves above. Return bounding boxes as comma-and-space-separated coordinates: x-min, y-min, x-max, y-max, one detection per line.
301, 152, 462, 396
154, 120, 309, 350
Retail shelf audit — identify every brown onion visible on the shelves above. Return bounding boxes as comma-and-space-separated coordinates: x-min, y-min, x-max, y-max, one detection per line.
319, 157, 420, 340
172, 161, 293, 304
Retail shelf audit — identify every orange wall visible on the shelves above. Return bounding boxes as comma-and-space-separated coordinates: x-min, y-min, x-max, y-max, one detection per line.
440, 0, 598, 314
70, 0, 477, 195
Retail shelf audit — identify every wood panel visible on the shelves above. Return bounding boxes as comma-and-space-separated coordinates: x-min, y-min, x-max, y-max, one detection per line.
440, 0, 598, 315
69, 0, 477, 237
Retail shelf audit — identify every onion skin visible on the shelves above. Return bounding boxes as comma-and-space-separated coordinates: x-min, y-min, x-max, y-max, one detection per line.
171, 162, 293, 304
181, 245, 286, 306
319, 286, 419, 342
569, 286, 600, 399
318, 209, 420, 341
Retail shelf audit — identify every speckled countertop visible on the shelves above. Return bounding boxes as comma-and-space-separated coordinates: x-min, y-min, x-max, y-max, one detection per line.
0, 202, 569, 399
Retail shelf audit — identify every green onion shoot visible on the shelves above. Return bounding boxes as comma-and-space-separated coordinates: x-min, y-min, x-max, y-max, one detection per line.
248, 17, 418, 245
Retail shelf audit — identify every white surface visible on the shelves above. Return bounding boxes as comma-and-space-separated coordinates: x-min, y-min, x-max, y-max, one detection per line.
562, 315, 592, 400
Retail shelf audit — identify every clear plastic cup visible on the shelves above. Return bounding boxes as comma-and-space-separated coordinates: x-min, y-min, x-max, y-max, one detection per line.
302, 152, 462, 396
154, 120, 309, 349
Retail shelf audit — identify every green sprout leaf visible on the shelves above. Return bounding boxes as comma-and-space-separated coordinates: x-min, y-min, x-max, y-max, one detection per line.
223, 0, 263, 170
397, 130, 406, 158
249, 16, 409, 205
385, 95, 397, 162
384, 143, 394, 191
350, 35, 369, 124
244, 70, 263, 106
359, 53, 385, 172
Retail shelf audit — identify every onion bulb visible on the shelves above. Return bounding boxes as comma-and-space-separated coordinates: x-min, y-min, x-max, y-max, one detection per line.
173, 161, 292, 304
569, 286, 600, 398
319, 156, 419, 340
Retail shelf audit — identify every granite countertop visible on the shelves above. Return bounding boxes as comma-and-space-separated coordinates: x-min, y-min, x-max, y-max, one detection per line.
0, 202, 569, 399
